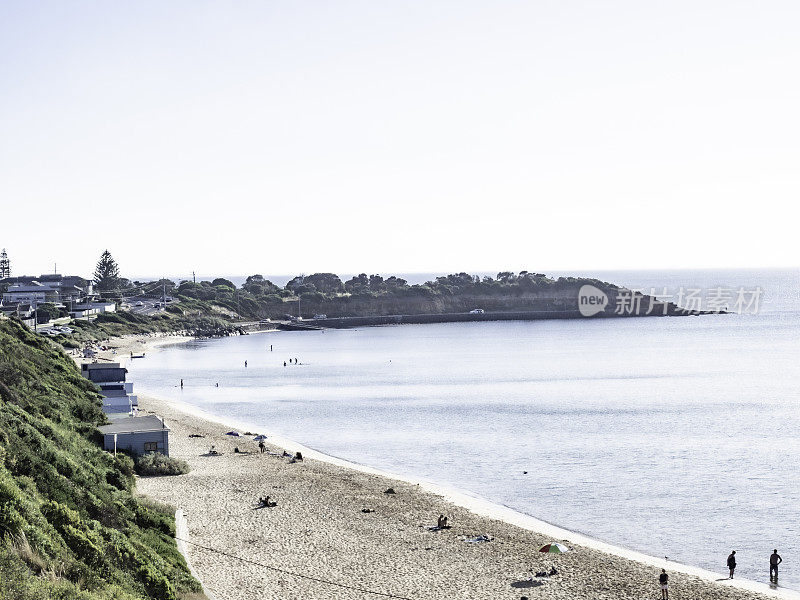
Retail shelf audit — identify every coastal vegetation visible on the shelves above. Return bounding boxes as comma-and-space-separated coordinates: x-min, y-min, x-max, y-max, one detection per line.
171, 271, 623, 320
64, 311, 241, 345
0, 319, 202, 599
135, 453, 190, 477
14, 249, 687, 346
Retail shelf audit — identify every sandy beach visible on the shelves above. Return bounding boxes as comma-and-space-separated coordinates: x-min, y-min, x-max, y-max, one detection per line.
74, 334, 796, 600
131, 392, 794, 600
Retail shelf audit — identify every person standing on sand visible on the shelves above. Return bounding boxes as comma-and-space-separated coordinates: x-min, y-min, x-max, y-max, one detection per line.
770, 549, 782, 581
728, 550, 737, 578
659, 569, 668, 600
245, 360, 247, 367
180, 378, 183, 389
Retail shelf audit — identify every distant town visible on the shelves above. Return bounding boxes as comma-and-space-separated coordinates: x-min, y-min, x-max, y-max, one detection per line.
0, 248, 172, 334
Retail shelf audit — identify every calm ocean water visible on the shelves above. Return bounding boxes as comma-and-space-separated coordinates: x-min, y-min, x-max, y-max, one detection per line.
128, 268, 800, 590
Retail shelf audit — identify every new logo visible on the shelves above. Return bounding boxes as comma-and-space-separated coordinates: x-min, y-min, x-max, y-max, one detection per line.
578, 285, 608, 317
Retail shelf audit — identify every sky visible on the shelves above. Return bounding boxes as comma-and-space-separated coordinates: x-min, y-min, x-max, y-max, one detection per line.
1, 1, 799, 279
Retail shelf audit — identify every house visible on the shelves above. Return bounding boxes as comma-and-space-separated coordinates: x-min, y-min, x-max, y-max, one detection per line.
2, 282, 59, 304
0, 302, 36, 327
1, 274, 91, 303
70, 302, 116, 319
81, 362, 139, 414
0, 301, 34, 319
98, 385, 138, 418
81, 362, 127, 384
98, 415, 170, 456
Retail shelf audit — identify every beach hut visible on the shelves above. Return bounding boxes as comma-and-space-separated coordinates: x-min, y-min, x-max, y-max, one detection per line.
98, 415, 171, 456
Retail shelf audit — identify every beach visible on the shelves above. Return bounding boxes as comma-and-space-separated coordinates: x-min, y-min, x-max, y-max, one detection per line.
76, 328, 800, 600
131, 387, 793, 600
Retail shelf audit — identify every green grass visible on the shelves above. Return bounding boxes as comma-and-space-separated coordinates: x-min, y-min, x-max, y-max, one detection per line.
0, 319, 202, 599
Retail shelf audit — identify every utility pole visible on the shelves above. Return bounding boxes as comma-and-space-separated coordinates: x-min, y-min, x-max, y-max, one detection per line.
192, 271, 196, 285
163, 281, 167, 306
33, 297, 37, 332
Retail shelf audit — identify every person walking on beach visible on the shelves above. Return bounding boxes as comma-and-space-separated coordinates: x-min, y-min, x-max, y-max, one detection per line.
245, 360, 248, 367
770, 549, 782, 581
258, 440, 265, 453
728, 550, 737, 579
180, 378, 183, 389
659, 569, 669, 600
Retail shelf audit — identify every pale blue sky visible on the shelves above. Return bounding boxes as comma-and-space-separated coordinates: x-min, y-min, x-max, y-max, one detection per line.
1, 1, 798, 278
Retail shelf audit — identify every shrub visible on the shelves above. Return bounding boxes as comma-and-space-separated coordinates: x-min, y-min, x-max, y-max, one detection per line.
135, 453, 189, 477
0, 319, 201, 598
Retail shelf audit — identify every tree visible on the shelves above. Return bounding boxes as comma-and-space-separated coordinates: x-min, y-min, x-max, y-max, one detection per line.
211, 278, 235, 289
304, 273, 344, 294
94, 250, 121, 294
36, 302, 60, 324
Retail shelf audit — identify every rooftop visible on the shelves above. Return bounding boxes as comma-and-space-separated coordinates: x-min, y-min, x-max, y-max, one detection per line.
98, 415, 169, 434
82, 362, 123, 370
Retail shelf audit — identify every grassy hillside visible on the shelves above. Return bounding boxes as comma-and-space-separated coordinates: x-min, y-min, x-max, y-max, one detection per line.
0, 319, 202, 599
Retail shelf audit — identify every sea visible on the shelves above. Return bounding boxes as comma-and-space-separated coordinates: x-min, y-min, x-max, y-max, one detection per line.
127, 268, 800, 590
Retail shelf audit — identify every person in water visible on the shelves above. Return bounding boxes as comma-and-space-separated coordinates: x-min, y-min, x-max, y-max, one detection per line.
658, 569, 668, 599
770, 549, 782, 581
727, 550, 737, 579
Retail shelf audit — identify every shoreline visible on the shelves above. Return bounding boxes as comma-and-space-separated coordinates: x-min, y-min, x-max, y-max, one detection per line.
138, 389, 800, 600
96, 334, 798, 600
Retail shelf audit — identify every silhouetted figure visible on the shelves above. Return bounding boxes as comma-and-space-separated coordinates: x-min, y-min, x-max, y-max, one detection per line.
770, 549, 782, 581
728, 551, 737, 579
215, 382, 219, 387
180, 379, 183, 388
659, 569, 668, 600
245, 360, 248, 367
270, 344, 273, 351
259, 441, 265, 453
283, 361, 286, 367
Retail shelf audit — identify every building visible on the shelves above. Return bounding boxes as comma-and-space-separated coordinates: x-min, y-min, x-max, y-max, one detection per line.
2, 282, 60, 304
0, 274, 91, 305
81, 362, 138, 415
97, 415, 170, 456
0, 302, 35, 327
70, 302, 116, 319
81, 362, 128, 384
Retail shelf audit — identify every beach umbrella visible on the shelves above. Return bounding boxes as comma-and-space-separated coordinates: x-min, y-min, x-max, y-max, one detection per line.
539, 543, 569, 554
253, 435, 268, 441
225, 431, 243, 437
